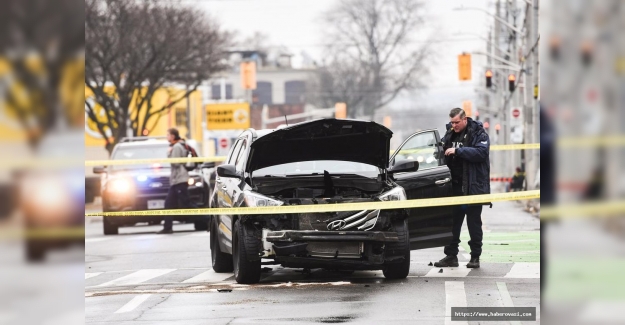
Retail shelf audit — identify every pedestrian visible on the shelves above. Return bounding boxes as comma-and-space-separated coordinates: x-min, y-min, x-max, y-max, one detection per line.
510, 167, 526, 191
434, 108, 490, 269
157, 128, 196, 234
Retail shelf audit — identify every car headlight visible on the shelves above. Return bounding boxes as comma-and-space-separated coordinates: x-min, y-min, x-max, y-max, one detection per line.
188, 177, 203, 186
378, 186, 406, 201
107, 179, 132, 193
22, 176, 69, 209
243, 191, 284, 207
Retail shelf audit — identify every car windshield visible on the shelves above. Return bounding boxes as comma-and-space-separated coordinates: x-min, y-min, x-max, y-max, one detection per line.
254, 160, 379, 177
111, 145, 169, 170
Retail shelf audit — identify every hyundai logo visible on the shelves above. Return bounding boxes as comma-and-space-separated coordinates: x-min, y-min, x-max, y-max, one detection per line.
327, 220, 346, 230
149, 182, 163, 188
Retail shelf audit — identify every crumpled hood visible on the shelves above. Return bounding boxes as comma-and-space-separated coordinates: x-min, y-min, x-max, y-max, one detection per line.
247, 118, 393, 172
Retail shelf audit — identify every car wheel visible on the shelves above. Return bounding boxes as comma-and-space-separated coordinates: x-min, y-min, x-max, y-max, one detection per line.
25, 241, 46, 262
210, 217, 233, 273
383, 219, 410, 280
103, 216, 119, 235
194, 220, 208, 231
232, 219, 262, 284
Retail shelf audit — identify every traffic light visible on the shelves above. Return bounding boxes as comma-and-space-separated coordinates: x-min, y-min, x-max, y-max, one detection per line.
508, 74, 516, 92
581, 41, 593, 66
462, 100, 472, 117
458, 53, 472, 81
240, 61, 257, 90
495, 123, 501, 135
550, 36, 560, 61
534, 85, 539, 99
485, 70, 493, 88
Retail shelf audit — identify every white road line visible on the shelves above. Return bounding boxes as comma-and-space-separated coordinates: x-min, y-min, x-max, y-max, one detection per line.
114, 294, 152, 314
97, 269, 176, 287
462, 254, 471, 260
182, 270, 233, 283
425, 263, 470, 277
497, 282, 521, 325
445, 281, 468, 325
85, 272, 102, 280
85, 237, 112, 243
504, 262, 540, 278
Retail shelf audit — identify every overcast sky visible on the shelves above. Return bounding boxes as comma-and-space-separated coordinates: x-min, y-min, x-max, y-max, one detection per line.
191, 0, 495, 112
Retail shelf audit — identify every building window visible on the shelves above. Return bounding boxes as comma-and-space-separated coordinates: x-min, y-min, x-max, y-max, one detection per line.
252, 81, 272, 105
285, 80, 306, 104
211, 84, 233, 100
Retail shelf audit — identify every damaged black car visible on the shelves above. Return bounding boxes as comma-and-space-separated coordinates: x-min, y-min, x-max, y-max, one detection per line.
209, 118, 454, 284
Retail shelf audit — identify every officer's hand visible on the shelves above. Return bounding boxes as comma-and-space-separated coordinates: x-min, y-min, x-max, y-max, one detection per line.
445, 148, 456, 156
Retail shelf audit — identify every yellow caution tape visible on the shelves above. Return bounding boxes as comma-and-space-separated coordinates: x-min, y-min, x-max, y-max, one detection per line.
0, 227, 85, 240
86, 190, 540, 217
491, 143, 540, 151
84, 156, 227, 167
557, 135, 625, 148
540, 200, 625, 220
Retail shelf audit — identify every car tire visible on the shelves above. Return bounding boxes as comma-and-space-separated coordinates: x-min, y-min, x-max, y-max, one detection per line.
103, 216, 119, 235
383, 219, 410, 280
194, 220, 208, 231
25, 241, 46, 262
210, 217, 233, 273
233, 219, 262, 284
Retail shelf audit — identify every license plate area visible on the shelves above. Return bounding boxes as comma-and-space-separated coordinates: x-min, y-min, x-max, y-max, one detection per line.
307, 241, 364, 259
147, 200, 165, 209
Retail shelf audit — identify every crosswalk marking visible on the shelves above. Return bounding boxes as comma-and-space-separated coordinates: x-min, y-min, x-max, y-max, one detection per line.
504, 262, 540, 278
497, 282, 521, 325
445, 281, 467, 325
114, 294, 152, 314
85, 272, 102, 280
97, 269, 176, 287
182, 270, 232, 283
425, 263, 470, 277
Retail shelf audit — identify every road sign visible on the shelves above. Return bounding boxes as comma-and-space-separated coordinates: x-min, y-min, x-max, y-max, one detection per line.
219, 138, 228, 149
206, 103, 250, 130
512, 108, 521, 118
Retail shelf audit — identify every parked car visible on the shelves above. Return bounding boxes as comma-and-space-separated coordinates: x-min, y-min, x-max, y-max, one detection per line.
210, 118, 454, 284
93, 137, 212, 235
17, 131, 85, 261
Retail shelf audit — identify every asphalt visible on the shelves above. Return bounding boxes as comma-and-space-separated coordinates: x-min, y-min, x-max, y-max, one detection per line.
84, 199, 540, 324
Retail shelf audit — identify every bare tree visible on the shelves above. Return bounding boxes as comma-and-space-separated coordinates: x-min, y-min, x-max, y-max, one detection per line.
0, 0, 84, 148
309, 0, 430, 118
85, 0, 231, 154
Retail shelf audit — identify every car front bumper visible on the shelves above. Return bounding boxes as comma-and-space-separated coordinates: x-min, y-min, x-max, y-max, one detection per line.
265, 230, 399, 243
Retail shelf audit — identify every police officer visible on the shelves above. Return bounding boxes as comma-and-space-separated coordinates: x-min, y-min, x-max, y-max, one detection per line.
434, 108, 490, 268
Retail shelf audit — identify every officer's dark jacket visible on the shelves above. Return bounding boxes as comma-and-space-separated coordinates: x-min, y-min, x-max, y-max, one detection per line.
441, 117, 491, 196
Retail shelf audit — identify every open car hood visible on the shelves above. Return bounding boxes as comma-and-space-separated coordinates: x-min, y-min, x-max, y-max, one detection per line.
247, 118, 393, 172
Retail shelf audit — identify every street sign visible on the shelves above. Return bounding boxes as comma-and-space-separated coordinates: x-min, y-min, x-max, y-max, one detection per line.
206, 103, 251, 130
512, 108, 521, 118
219, 138, 228, 149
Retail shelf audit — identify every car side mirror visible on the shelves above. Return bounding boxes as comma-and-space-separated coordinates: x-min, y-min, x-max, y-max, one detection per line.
93, 166, 106, 174
427, 138, 436, 146
216, 164, 241, 178
388, 160, 419, 174
200, 162, 215, 169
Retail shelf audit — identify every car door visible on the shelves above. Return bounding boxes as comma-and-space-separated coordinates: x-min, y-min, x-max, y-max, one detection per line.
390, 130, 454, 250
215, 138, 243, 254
